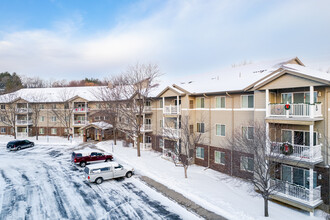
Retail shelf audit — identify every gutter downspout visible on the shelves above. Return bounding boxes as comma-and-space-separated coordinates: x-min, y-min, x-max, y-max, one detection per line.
226, 92, 234, 176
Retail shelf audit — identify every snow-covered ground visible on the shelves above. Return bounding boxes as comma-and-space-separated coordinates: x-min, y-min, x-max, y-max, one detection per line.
96, 141, 329, 220
0, 135, 83, 146
0, 141, 201, 220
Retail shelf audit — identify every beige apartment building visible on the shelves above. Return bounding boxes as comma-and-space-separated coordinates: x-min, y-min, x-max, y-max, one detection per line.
0, 57, 329, 213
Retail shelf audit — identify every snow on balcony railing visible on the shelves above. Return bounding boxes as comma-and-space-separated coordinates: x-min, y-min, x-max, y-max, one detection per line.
163, 105, 181, 115
73, 107, 89, 112
140, 143, 152, 150
16, 108, 33, 113
163, 127, 181, 139
16, 119, 33, 125
73, 120, 87, 125
144, 106, 152, 112
141, 124, 152, 132
271, 142, 322, 163
270, 179, 321, 203
269, 103, 322, 117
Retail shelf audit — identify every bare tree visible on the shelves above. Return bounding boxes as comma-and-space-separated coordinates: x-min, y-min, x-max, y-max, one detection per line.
114, 63, 161, 157
29, 92, 46, 140
51, 89, 74, 139
21, 76, 47, 88
163, 114, 206, 178
0, 93, 19, 138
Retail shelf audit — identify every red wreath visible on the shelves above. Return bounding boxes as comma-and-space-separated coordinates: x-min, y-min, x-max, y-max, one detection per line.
82, 108, 84, 111
75, 108, 78, 111
284, 104, 290, 110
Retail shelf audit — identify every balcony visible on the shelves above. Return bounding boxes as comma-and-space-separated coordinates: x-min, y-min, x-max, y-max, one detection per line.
163, 105, 181, 115
141, 124, 152, 132
16, 108, 33, 114
270, 142, 322, 163
140, 143, 152, 150
163, 127, 181, 139
73, 107, 89, 113
270, 179, 322, 207
16, 132, 28, 138
268, 103, 322, 118
73, 120, 87, 126
16, 119, 33, 126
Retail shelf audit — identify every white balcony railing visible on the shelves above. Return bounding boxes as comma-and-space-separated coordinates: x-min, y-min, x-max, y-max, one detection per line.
270, 179, 321, 204
16, 132, 28, 138
73, 107, 89, 113
163, 105, 181, 115
73, 120, 87, 125
16, 119, 33, 125
140, 143, 152, 150
270, 142, 322, 163
269, 103, 322, 118
144, 106, 152, 112
163, 127, 181, 139
141, 124, 152, 132
16, 108, 33, 113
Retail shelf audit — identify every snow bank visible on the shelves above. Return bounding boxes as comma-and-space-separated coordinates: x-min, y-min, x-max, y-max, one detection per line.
0, 135, 82, 146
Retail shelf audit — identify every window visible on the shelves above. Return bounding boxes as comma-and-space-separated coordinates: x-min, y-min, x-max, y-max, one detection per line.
100, 167, 110, 172
0, 116, 5, 122
216, 124, 225, 136
196, 97, 204, 108
242, 126, 254, 139
160, 120, 163, 128
0, 104, 5, 110
64, 103, 69, 109
197, 123, 205, 133
189, 100, 194, 109
65, 116, 70, 122
241, 95, 254, 108
189, 125, 194, 134
51, 128, 57, 135
145, 136, 151, 143
1, 127, 6, 133
39, 104, 44, 109
282, 92, 317, 104
51, 116, 56, 122
159, 139, 164, 148
196, 147, 204, 159
160, 99, 163, 108
215, 151, 225, 164
94, 116, 100, 121
52, 104, 56, 109
281, 165, 317, 189
240, 156, 254, 172
216, 97, 226, 108
145, 100, 151, 106
39, 116, 45, 122
39, 128, 45, 134
96, 103, 101, 109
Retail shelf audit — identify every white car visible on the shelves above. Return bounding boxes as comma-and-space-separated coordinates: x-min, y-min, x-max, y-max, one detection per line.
84, 162, 134, 184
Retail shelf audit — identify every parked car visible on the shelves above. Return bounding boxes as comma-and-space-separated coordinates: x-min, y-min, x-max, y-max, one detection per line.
71, 150, 113, 167
84, 162, 134, 184
6, 140, 34, 151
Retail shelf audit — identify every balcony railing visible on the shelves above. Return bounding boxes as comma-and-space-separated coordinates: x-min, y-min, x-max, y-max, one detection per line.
73, 107, 89, 113
269, 103, 322, 118
73, 120, 87, 125
141, 124, 152, 132
16, 108, 33, 113
163, 127, 181, 139
140, 143, 152, 150
144, 106, 152, 112
270, 179, 321, 204
16, 132, 28, 138
16, 119, 33, 125
270, 142, 322, 163
163, 105, 181, 115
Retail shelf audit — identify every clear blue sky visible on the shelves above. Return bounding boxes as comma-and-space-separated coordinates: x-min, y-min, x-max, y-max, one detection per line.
0, 0, 329, 80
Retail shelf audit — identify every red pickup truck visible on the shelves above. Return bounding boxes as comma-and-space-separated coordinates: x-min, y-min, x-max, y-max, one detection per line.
71, 150, 113, 167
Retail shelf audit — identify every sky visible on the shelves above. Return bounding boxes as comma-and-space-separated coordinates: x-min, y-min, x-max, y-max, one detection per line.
0, 0, 330, 81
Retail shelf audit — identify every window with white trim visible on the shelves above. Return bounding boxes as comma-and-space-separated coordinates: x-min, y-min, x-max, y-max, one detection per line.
240, 156, 254, 172
0, 116, 6, 122
215, 151, 225, 164
216, 124, 225, 136
197, 123, 205, 133
39, 116, 45, 122
196, 147, 204, 159
0, 104, 5, 110
242, 126, 254, 139
39, 128, 45, 134
241, 95, 254, 108
196, 97, 205, 108
51, 116, 56, 122
52, 104, 56, 109
216, 97, 226, 108
1, 127, 6, 133
39, 104, 44, 109
51, 128, 57, 135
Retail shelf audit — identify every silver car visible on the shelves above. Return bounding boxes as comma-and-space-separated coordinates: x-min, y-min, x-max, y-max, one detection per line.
84, 162, 134, 184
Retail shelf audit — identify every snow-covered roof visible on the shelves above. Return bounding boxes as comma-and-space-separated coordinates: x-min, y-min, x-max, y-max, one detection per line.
282, 64, 330, 82
80, 122, 113, 130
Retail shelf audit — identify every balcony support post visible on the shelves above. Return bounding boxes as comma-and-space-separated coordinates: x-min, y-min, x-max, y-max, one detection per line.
266, 89, 269, 117
176, 96, 179, 114
310, 124, 314, 161
310, 86, 314, 118
85, 101, 87, 124
309, 167, 314, 204
27, 103, 29, 137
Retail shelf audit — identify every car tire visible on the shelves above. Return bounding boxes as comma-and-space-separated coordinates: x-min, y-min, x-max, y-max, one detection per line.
95, 177, 103, 184
80, 162, 86, 167
17, 147, 21, 151
31, 143, 34, 147
105, 159, 111, 162
126, 172, 132, 178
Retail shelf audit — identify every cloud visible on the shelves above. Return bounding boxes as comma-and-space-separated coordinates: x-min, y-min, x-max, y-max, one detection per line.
0, 0, 329, 80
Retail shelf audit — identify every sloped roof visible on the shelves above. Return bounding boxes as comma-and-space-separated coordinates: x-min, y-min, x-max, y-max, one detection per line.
80, 121, 113, 130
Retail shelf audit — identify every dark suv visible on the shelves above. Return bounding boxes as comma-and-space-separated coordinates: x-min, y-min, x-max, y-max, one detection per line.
7, 140, 34, 151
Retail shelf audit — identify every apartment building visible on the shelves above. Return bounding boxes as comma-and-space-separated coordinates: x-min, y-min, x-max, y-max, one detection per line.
0, 57, 329, 213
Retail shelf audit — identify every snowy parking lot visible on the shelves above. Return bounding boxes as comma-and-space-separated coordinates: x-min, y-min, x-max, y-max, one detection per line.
0, 142, 200, 220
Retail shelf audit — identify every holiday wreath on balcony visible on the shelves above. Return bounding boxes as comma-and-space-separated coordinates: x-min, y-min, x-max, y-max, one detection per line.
280, 142, 293, 155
